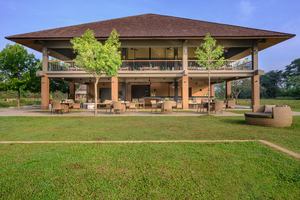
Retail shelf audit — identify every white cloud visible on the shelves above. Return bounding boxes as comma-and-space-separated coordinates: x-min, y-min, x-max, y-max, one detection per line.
238, 0, 255, 18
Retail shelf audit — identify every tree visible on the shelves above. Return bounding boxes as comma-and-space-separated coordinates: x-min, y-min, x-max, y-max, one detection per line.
71, 29, 122, 115
232, 78, 251, 99
260, 70, 283, 98
0, 44, 40, 108
195, 33, 225, 114
283, 58, 300, 97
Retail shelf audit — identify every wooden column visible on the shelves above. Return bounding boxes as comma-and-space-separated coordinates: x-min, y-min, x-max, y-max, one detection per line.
210, 84, 215, 97
68, 82, 75, 100
42, 47, 48, 71
182, 41, 188, 73
251, 43, 260, 112
182, 75, 189, 109
41, 75, 49, 109
174, 79, 178, 101
41, 47, 49, 109
225, 80, 232, 99
126, 82, 131, 101
252, 75, 260, 112
111, 76, 118, 101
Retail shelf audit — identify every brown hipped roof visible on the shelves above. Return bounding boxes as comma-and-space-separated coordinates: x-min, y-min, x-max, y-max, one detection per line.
6, 14, 295, 39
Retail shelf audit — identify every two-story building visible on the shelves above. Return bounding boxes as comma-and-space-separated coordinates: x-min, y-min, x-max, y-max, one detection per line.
6, 14, 295, 110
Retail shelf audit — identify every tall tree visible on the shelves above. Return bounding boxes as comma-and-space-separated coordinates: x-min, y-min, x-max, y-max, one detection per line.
71, 29, 121, 115
195, 33, 225, 114
260, 70, 283, 98
0, 44, 40, 108
283, 58, 300, 97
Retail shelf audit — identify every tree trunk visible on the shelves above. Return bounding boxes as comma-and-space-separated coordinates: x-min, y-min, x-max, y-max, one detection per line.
94, 77, 99, 116
17, 89, 21, 109
208, 68, 211, 115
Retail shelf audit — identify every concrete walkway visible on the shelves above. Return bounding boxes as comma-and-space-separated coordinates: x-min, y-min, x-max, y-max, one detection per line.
0, 106, 242, 117
1, 106, 300, 117
0, 139, 299, 160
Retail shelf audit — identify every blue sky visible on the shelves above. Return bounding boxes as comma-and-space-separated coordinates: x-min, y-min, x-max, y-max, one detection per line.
0, 0, 299, 71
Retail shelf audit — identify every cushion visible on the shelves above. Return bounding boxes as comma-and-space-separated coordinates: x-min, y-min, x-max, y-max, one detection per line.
245, 112, 273, 118
264, 105, 276, 113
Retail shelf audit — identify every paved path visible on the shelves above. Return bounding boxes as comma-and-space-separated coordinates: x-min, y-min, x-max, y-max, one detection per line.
0, 139, 255, 144
0, 107, 242, 117
259, 140, 300, 160
0, 139, 299, 160
1, 106, 299, 117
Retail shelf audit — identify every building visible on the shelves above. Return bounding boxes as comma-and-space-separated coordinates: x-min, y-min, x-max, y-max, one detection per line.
6, 14, 295, 110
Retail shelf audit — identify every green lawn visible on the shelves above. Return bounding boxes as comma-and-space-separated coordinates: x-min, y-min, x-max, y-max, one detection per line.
237, 99, 300, 111
1, 116, 300, 153
0, 142, 299, 199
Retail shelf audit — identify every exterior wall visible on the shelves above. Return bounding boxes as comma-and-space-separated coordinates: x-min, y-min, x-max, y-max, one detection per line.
189, 80, 209, 97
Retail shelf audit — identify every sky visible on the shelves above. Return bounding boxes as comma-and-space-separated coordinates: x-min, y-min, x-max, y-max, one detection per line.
0, 0, 299, 71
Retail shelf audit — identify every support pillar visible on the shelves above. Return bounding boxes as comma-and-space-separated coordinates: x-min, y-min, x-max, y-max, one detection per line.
41, 75, 50, 109
182, 75, 189, 109
174, 79, 178, 101
182, 41, 188, 74
41, 47, 49, 109
251, 42, 260, 112
225, 80, 232, 99
111, 76, 118, 101
210, 84, 215, 97
68, 82, 75, 100
251, 75, 260, 112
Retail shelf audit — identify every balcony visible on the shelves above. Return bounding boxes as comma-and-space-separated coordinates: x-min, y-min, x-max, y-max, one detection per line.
47, 60, 252, 72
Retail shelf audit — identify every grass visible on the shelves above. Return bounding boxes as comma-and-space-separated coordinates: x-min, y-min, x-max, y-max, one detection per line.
0, 116, 300, 153
237, 99, 300, 111
0, 142, 299, 199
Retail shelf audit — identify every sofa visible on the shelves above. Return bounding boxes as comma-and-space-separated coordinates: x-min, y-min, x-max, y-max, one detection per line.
244, 105, 292, 127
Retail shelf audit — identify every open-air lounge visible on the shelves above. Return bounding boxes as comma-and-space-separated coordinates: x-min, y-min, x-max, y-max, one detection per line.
5, 14, 295, 116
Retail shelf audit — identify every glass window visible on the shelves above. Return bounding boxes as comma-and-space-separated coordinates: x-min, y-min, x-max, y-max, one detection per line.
135, 48, 150, 59
151, 48, 165, 59
188, 47, 197, 59
177, 48, 182, 59
128, 48, 135, 59
166, 48, 174, 60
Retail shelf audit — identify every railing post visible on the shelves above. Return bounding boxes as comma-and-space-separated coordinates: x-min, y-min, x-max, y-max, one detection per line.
42, 47, 48, 71
182, 41, 188, 73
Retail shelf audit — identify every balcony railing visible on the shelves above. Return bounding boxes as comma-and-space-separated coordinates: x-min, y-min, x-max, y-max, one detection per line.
48, 60, 252, 71
188, 60, 252, 70
120, 60, 182, 71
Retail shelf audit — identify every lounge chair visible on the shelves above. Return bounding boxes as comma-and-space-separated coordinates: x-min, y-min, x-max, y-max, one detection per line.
244, 105, 292, 127
151, 100, 159, 112
127, 102, 136, 111
103, 100, 113, 113
161, 101, 173, 113
52, 101, 63, 114
226, 99, 236, 109
112, 101, 125, 114
214, 100, 224, 113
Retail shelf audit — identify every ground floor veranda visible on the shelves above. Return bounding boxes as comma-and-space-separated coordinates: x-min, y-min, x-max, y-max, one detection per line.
40, 74, 260, 111
41, 75, 259, 109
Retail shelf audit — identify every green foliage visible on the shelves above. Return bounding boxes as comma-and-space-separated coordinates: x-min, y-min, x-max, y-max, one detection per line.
195, 33, 225, 69
261, 70, 283, 98
0, 44, 40, 94
71, 29, 121, 77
